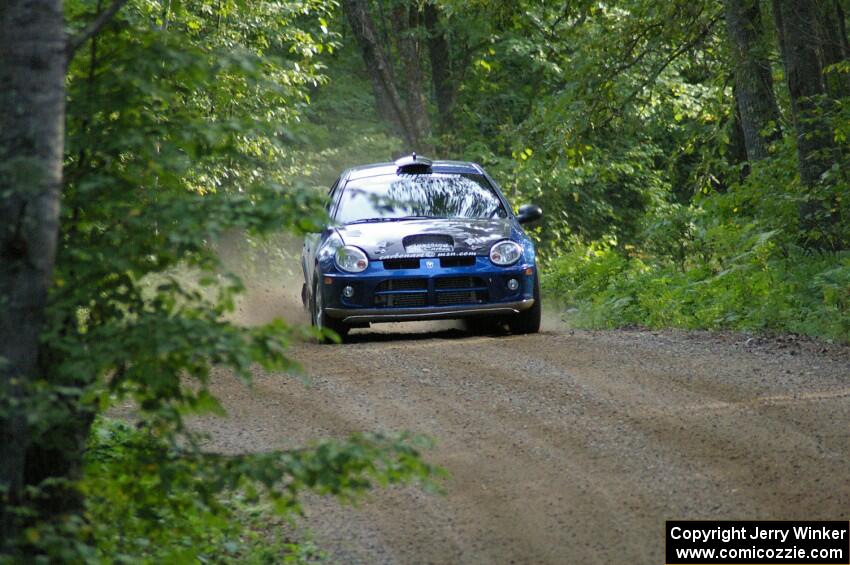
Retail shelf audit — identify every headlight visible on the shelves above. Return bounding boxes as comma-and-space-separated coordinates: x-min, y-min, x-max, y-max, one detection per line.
489, 240, 523, 266
335, 246, 369, 273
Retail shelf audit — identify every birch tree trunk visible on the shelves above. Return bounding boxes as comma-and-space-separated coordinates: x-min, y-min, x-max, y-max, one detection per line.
0, 0, 67, 546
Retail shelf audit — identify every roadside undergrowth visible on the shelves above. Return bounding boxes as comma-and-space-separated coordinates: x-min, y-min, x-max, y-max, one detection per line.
542, 241, 850, 343
79, 418, 441, 563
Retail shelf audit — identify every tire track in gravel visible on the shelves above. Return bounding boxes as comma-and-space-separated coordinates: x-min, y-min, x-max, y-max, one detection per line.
192, 326, 850, 565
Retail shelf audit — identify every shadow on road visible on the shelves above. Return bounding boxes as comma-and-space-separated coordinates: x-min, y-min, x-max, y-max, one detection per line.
344, 326, 473, 344
339, 318, 558, 344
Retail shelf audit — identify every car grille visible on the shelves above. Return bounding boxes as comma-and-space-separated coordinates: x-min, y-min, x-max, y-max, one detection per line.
376, 279, 427, 292
439, 256, 476, 268
374, 292, 428, 308
374, 278, 427, 308
435, 276, 486, 290
373, 276, 490, 308
435, 290, 487, 306
382, 258, 420, 270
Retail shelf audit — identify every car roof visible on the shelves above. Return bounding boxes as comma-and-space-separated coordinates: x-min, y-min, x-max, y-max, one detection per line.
344, 160, 484, 182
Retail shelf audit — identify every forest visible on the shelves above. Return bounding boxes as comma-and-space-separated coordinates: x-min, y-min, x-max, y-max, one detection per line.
1, 0, 848, 561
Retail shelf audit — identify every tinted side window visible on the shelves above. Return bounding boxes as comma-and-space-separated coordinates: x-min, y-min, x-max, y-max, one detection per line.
326, 177, 340, 212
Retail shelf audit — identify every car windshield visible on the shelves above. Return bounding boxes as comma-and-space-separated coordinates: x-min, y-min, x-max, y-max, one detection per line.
334, 173, 508, 224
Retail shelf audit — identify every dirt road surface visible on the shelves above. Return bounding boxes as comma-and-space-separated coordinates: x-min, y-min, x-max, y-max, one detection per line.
194, 313, 850, 564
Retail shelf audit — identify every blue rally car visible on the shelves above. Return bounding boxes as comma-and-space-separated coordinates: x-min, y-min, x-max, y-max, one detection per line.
301, 154, 543, 342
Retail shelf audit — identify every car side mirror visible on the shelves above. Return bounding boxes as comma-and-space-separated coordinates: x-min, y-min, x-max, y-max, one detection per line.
516, 204, 543, 224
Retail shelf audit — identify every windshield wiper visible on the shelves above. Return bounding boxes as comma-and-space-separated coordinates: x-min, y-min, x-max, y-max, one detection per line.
346, 215, 438, 225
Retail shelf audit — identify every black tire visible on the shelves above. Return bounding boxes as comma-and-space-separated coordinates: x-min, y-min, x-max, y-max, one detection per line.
311, 275, 349, 343
508, 273, 541, 334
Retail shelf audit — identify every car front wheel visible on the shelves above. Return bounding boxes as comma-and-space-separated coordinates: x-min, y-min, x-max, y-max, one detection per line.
508, 273, 541, 334
311, 275, 349, 343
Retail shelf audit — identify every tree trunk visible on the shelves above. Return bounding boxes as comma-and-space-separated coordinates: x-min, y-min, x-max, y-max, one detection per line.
424, 2, 455, 130
836, 0, 850, 56
773, 0, 839, 239
0, 0, 67, 547
728, 84, 751, 183
391, 3, 433, 153
342, 0, 419, 151
723, 0, 782, 161
815, 0, 850, 98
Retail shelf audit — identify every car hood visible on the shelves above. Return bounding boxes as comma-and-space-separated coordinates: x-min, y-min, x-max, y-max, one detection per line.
335, 218, 514, 259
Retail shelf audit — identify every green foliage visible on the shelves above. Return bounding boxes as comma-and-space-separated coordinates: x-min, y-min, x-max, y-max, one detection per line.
80, 418, 437, 564
10, 0, 850, 555
409, 0, 849, 340
37, 0, 334, 496
437, 0, 727, 256
540, 104, 848, 341
4, 0, 442, 560
544, 238, 850, 342
287, 41, 402, 186
56, 0, 340, 433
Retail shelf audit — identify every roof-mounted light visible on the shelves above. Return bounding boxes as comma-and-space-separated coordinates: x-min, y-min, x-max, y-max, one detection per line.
395, 152, 433, 174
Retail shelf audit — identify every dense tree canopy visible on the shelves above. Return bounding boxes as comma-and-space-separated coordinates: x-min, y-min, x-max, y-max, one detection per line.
1, 0, 436, 560
323, 0, 849, 337
1, 0, 848, 560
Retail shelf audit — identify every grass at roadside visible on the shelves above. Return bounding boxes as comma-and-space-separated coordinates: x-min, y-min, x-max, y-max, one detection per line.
82, 417, 441, 564
542, 243, 850, 343
83, 418, 324, 564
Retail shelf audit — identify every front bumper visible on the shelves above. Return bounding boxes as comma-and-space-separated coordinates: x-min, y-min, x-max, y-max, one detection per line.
326, 298, 535, 324
317, 256, 536, 324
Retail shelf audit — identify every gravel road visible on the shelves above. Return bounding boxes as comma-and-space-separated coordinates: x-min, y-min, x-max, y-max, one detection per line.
193, 316, 850, 564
